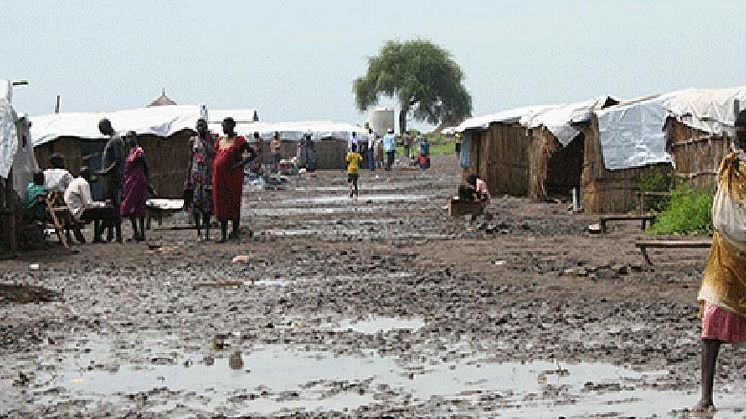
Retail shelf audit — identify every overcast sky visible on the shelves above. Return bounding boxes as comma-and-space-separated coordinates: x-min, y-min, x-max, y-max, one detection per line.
3, 0, 746, 131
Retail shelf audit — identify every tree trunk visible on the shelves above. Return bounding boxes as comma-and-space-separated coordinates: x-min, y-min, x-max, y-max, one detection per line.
398, 108, 408, 135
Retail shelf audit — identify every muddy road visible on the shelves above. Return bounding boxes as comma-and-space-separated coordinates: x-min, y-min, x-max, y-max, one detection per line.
1, 155, 744, 417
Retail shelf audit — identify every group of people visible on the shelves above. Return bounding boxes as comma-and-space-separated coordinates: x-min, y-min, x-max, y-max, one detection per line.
348, 128, 431, 172
343, 129, 433, 198
25, 119, 151, 244
184, 117, 257, 243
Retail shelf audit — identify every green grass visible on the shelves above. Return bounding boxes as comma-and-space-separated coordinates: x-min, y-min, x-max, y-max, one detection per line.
395, 134, 458, 156
648, 183, 714, 236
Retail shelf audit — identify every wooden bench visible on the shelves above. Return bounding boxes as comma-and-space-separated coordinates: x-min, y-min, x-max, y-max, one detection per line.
635, 239, 712, 265
448, 199, 484, 217
598, 214, 657, 234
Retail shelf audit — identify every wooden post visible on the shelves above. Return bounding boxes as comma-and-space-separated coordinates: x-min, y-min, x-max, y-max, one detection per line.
55, 95, 61, 114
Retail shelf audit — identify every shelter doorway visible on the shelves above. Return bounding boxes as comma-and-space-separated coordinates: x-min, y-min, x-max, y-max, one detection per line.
545, 134, 584, 198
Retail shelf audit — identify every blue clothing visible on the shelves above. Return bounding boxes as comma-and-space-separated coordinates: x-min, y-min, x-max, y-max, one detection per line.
383, 134, 397, 153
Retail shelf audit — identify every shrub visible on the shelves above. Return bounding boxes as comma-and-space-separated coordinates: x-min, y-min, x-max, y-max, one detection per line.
648, 183, 713, 235
638, 167, 672, 212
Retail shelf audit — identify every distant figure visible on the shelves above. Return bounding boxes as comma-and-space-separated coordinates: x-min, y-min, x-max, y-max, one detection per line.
403, 131, 413, 158
374, 135, 384, 169
43, 153, 74, 195
250, 132, 264, 175
454, 132, 462, 153
297, 131, 317, 172
120, 131, 149, 242
383, 128, 396, 171
213, 117, 256, 242
367, 129, 376, 171
98, 118, 125, 243
348, 131, 359, 151
346, 143, 363, 198
186, 118, 216, 241
693, 147, 746, 413
24, 172, 48, 223
418, 136, 431, 170
270, 131, 282, 173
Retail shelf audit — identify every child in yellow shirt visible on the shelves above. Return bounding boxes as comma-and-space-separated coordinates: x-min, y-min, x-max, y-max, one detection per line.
346, 143, 363, 198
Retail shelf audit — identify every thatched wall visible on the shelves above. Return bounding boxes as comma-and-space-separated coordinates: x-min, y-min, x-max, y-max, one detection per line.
526, 127, 583, 200
463, 124, 583, 200
581, 115, 672, 214
34, 131, 193, 199
665, 119, 731, 190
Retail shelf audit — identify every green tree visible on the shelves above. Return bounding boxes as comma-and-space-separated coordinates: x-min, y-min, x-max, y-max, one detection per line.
353, 39, 472, 134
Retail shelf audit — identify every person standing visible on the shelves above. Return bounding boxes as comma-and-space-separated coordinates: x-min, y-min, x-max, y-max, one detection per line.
186, 118, 216, 241
693, 147, 746, 413
346, 143, 363, 198
213, 117, 256, 243
403, 131, 412, 158
270, 131, 282, 173
98, 118, 125, 243
367, 129, 376, 171
250, 132, 264, 176
383, 128, 396, 171
348, 131, 360, 151
120, 131, 149, 242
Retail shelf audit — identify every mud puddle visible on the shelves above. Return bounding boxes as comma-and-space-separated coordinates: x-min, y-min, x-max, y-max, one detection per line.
21, 337, 744, 416
334, 316, 426, 334
279, 194, 433, 205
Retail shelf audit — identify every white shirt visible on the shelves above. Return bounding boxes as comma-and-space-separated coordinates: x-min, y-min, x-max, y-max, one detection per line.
348, 135, 359, 151
44, 168, 74, 193
64, 177, 93, 220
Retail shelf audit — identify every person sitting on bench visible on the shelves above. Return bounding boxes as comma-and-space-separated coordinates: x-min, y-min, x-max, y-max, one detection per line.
64, 166, 114, 243
24, 172, 48, 223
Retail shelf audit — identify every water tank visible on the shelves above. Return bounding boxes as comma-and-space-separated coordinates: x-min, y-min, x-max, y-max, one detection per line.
369, 107, 395, 137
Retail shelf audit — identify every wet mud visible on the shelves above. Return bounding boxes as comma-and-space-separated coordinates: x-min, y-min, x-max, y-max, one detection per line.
1, 155, 744, 417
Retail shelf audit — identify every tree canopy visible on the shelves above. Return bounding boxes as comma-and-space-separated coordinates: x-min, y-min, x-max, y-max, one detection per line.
353, 39, 472, 133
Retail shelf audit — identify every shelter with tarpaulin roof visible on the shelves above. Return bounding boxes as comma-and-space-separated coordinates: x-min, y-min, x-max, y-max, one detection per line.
31, 104, 204, 198
664, 86, 746, 190
456, 96, 618, 201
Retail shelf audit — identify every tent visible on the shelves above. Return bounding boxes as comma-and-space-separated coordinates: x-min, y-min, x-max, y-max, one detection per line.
31, 105, 203, 198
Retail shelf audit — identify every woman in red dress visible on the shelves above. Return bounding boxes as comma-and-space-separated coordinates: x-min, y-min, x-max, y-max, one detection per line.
212, 117, 256, 242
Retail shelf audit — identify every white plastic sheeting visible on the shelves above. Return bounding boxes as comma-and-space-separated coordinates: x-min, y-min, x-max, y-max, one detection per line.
11, 114, 38, 195
454, 97, 614, 146
524, 96, 615, 146
31, 105, 203, 147
0, 98, 18, 178
664, 86, 746, 135
208, 109, 258, 124
455, 105, 559, 132
596, 93, 681, 170
211, 120, 369, 143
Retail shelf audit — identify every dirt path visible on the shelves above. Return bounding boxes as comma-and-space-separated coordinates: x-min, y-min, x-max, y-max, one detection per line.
1, 155, 744, 417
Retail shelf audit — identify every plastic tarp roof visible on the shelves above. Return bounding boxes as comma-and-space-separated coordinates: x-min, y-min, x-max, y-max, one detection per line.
664, 86, 746, 135
0, 97, 18, 178
455, 105, 558, 133
596, 92, 684, 170
209, 120, 370, 142
208, 109, 258, 124
524, 96, 616, 146
455, 97, 615, 146
31, 105, 203, 147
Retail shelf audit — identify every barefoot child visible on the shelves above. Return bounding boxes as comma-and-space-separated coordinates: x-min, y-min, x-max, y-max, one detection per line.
346, 143, 363, 198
